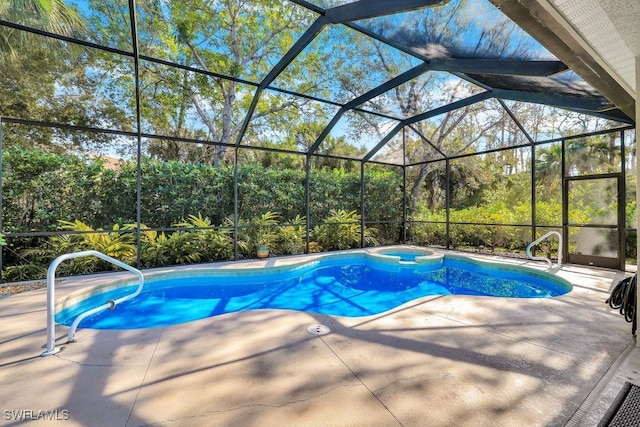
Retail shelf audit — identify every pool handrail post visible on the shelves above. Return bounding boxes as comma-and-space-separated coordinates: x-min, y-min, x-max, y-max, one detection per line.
525, 231, 563, 268
42, 250, 144, 357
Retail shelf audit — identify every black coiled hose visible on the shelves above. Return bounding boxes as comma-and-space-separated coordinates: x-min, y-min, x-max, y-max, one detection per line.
606, 274, 637, 335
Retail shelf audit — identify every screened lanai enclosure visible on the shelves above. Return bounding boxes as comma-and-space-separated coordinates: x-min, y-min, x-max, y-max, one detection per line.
0, 0, 636, 281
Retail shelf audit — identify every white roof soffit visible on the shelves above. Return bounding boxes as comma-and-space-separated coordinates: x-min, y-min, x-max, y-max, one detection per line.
490, 0, 637, 120
544, 0, 636, 96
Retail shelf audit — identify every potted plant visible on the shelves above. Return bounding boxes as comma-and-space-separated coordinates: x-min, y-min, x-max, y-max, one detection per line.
252, 211, 279, 258
256, 244, 270, 259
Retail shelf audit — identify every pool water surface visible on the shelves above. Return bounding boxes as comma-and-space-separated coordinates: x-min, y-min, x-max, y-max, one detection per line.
56, 253, 571, 330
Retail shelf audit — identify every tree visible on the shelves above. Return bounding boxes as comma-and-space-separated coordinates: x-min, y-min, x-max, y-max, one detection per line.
350, 0, 544, 216
0, 0, 84, 65
87, 0, 332, 165
0, 1, 131, 150
0, 0, 82, 139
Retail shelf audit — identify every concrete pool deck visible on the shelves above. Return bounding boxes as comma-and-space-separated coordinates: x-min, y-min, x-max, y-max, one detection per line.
1, 249, 638, 426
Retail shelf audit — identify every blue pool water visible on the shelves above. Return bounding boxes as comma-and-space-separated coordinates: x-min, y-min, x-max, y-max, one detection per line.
56, 254, 571, 330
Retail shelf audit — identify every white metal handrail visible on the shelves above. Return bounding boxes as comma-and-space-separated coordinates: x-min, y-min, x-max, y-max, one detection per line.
526, 231, 563, 269
42, 250, 144, 356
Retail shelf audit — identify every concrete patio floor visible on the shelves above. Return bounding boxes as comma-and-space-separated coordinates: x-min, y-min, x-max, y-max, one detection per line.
1, 250, 638, 426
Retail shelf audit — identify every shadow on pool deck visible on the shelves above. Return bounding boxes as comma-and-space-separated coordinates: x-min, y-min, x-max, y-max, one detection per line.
0, 252, 637, 427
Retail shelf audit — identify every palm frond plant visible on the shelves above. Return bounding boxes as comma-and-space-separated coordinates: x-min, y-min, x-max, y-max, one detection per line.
59, 220, 137, 264
254, 211, 279, 258
139, 225, 170, 268
174, 213, 233, 262
164, 231, 202, 265
23, 220, 137, 275
237, 211, 279, 258
275, 214, 307, 256
313, 209, 378, 251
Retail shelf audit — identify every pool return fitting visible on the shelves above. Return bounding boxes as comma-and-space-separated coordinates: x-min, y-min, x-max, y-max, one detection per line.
42, 250, 144, 356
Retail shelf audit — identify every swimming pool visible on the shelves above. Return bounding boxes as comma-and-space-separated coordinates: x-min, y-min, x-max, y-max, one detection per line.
56, 249, 571, 330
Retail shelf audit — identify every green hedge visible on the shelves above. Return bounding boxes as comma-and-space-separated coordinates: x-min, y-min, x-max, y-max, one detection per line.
1, 146, 403, 232
1, 147, 403, 280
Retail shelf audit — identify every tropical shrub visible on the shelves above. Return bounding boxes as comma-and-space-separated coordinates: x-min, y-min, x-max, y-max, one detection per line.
162, 231, 203, 265
410, 221, 447, 247
2, 263, 47, 283
174, 214, 233, 262
22, 220, 137, 275
313, 209, 377, 251
139, 227, 171, 268
237, 211, 280, 257
626, 201, 636, 229
274, 215, 307, 256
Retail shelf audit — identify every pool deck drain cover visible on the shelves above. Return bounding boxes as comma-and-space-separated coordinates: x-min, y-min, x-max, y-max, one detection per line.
307, 324, 330, 336
599, 382, 640, 426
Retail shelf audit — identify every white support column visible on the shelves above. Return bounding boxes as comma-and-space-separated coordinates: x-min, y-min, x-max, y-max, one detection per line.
636, 56, 639, 345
